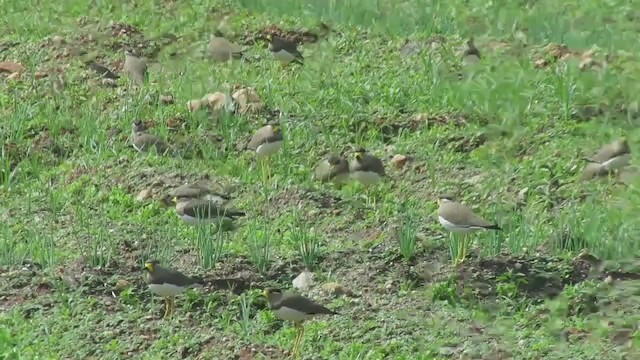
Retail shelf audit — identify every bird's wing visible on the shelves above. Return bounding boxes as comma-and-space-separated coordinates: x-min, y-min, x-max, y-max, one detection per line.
466, 210, 496, 228
314, 161, 333, 181
281, 294, 337, 315
358, 156, 385, 175
248, 127, 276, 149
182, 200, 223, 218
183, 200, 244, 219
154, 268, 200, 287
440, 203, 493, 228
274, 38, 303, 59
282, 41, 303, 59
592, 141, 630, 162
134, 134, 162, 149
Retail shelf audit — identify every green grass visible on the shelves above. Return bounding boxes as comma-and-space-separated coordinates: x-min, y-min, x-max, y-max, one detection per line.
2, 0, 640, 358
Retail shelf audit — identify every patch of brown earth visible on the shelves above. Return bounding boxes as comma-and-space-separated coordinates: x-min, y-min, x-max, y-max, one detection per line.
244, 24, 331, 46
262, 186, 342, 220
455, 252, 601, 300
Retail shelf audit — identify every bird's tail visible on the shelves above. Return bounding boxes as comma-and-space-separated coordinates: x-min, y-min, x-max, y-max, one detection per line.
485, 224, 502, 231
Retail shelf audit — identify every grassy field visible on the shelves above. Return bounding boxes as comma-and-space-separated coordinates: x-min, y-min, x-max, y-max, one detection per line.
2, 0, 640, 358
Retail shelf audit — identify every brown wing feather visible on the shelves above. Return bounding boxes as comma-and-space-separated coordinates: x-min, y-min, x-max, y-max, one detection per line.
181, 199, 245, 219
281, 293, 338, 315
591, 140, 630, 162
148, 266, 200, 287
439, 202, 497, 228
351, 155, 385, 175
248, 126, 281, 150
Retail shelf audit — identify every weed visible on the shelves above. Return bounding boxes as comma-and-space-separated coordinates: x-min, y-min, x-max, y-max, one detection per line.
431, 277, 460, 306
195, 225, 227, 269
288, 219, 322, 270
247, 221, 272, 273
398, 214, 418, 262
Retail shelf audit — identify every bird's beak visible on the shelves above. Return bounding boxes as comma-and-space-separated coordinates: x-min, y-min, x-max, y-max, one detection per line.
144, 262, 154, 272
262, 289, 269, 297
172, 197, 178, 203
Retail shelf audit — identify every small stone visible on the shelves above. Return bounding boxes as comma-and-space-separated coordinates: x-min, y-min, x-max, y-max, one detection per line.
232, 87, 263, 114
52, 36, 65, 47
390, 154, 409, 169
159, 94, 174, 104
292, 271, 315, 291
463, 174, 484, 186
604, 275, 614, 285
101, 78, 118, 87
136, 189, 152, 202
411, 113, 429, 122
438, 346, 457, 357
534, 58, 549, 68
6, 72, 21, 80
201, 92, 231, 111
187, 99, 202, 112
114, 279, 132, 291
321, 282, 354, 297
0, 61, 25, 74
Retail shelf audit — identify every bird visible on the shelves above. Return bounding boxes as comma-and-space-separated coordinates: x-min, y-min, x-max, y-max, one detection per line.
263, 288, 338, 358
143, 259, 202, 318
437, 195, 501, 233
123, 48, 147, 85
314, 154, 350, 184
580, 137, 631, 180
168, 181, 230, 205
173, 197, 245, 227
208, 30, 245, 62
248, 123, 284, 158
267, 35, 304, 65
437, 195, 501, 264
85, 60, 119, 79
131, 121, 171, 155
462, 37, 481, 64
349, 147, 386, 186
248, 123, 284, 180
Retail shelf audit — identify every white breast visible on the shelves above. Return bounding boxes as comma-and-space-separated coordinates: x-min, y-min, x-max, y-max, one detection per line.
273, 50, 297, 64
463, 54, 480, 65
148, 283, 187, 297
273, 306, 315, 322
180, 214, 229, 225
256, 141, 283, 158
438, 216, 481, 234
351, 171, 381, 185
332, 173, 350, 184
601, 153, 630, 171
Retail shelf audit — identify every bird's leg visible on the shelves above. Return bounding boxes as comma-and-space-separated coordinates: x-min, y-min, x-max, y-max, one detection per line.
465, 235, 474, 261
167, 297, 175, 318
460, 234, 470, 264
292, 322, 304, 359
453, 234, 467, 265
455, 235, 462, 264
462, 234, 468, 262
163, 297, 170, 318
259, 157, 268, 185
292, 328, 300, 357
